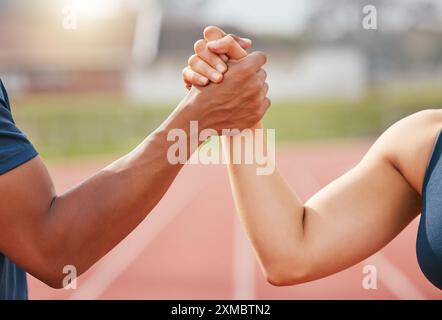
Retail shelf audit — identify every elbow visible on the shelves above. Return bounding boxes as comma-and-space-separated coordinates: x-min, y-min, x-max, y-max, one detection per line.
38, 261, 81, 289
40, 273, 66, 289
262, 260, 312, 287
26, 205, 84, 289
265, 270, 310, 287
34, 250, 82, 289
32, 259, 69, 289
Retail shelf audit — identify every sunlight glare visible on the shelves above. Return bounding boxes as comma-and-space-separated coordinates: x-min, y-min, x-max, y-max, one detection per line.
66, 0, 121, 19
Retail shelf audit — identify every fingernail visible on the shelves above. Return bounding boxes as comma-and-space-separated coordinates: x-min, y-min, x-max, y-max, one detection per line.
211, 72, 222, 82
198, 75, 209, 85
242, 38, 252, 44
220, 55, 229, 63
207, 40, 219, 49
216, 64, 226, 73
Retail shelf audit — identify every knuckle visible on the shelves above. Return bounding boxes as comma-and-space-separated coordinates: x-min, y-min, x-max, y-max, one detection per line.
194, 39, 206, 53
255, 103, 268, 117
262, 84, 268, 94
190, 72, 200, 83
251, 78, 263, 92
250, 98, 262, 110
187, 54, 199, 67
255, 104, 264, 112
182, 67, 189, 77
255, 51, 268, 64
203, 26, 217, 38
190, 72, 198, 83
264, 98, 271, 108
252, 110, 263, 122
262, 83, 269, 95
244, 86, 258, 98
260, 68, 267, 80
209, 54, 221, 66
249, 52, 267, 68
251, 86, 261, 96
226, 35, 235, 44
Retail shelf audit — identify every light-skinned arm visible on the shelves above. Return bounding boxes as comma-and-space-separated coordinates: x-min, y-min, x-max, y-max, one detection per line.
185, 26, 441, 286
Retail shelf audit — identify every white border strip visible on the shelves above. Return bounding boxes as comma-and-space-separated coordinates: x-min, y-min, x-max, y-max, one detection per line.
233, 217, 256, 299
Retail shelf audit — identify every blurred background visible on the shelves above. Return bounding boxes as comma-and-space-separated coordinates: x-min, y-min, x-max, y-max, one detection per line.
1, 0, 442, 299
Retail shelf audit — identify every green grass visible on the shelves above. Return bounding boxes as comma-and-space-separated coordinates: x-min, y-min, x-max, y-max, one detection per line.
263, 85, 442, 141
13, 94, 173, 159
11, 85, 442, 159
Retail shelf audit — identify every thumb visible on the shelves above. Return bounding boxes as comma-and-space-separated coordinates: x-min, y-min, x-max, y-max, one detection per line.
229, 34, 252, 50
203, 26, 247, 60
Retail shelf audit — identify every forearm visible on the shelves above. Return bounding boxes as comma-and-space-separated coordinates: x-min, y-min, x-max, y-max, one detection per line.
43, 96, 200, 280
224, 123, 307, 278
225, 122, 422, 286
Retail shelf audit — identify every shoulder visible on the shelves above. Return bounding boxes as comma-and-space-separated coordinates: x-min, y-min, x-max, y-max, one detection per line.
367, 109, 442, 194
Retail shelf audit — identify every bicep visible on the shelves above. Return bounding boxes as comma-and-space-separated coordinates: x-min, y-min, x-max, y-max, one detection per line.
0, 156, 55, 273
301, 154, 421, 280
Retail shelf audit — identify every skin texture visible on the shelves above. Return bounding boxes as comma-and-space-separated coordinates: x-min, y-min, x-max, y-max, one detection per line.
184, 26, 266, 131
187, 26, 442, 286
0, 49, 270, 288
182, 32, 252, 89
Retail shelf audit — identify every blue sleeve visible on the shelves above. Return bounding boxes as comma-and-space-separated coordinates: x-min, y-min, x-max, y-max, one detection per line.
0, 81, 38, 175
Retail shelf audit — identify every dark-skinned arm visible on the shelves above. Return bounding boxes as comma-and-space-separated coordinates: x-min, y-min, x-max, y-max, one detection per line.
0, 52, 268, 288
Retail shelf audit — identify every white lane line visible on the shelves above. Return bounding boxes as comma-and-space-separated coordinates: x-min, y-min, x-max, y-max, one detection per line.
304, 168, 427, 300
233, 216, 256, 300
367, 254, 428, 300
69, 174, 210, 300
223, 135, 257, 300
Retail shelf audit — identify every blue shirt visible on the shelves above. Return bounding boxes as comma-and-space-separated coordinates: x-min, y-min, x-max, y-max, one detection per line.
0, 79, 38, 300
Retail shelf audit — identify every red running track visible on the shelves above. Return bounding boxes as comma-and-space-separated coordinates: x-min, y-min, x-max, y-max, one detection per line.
28, 140, 442, 299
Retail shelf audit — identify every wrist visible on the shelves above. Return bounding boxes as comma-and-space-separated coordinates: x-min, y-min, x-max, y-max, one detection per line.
252, 121, 263, 129
181, 87, 211, 132
150, 92, 206, 157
